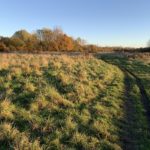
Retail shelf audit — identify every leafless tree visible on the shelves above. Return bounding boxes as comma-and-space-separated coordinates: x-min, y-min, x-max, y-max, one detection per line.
35, 28, 52, 42
76, 37, 86, 46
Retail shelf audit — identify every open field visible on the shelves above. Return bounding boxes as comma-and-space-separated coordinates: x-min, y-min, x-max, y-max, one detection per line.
0, 53, 150, 149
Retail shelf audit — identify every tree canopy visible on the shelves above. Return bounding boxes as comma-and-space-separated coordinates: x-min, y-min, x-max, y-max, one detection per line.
0, 28, 86, 52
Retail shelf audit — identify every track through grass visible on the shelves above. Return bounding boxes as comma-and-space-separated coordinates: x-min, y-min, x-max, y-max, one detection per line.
101, 54, 150, 150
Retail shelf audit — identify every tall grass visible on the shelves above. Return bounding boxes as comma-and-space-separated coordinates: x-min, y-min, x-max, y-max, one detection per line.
0, 53, 125, 149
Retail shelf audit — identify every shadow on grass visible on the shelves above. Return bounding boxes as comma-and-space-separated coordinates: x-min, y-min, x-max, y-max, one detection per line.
13, 91, 36, 108
43, 67, 75, 95
0, 69, 9, 77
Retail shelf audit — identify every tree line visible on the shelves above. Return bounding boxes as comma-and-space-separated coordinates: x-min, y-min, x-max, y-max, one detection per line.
0, 27, 92, 52
0, 27, 149, 53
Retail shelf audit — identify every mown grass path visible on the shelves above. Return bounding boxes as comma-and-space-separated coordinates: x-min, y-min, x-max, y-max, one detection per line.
123, 68, 150, 126
122, 72, 136, 150
100, 55, 150, 150
122, 70, 150, 150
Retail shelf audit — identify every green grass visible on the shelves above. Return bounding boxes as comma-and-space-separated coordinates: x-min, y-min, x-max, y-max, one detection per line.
123, 74, 150, 150
100, 54, 150, 100
101, 54, 150, 150
0, 53, 126, 149
0, 53, 150, 149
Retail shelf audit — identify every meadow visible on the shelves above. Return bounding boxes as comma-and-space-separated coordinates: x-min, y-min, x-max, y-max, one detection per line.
0, 53, 150, 150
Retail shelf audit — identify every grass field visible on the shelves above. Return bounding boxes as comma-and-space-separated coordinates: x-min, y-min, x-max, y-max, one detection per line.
0, 53, 150, 150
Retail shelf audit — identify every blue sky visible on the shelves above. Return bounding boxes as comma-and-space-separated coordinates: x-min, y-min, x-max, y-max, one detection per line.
0, 0, 150, 47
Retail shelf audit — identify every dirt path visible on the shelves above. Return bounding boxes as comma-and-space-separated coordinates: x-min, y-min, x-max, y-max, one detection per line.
98, 56, 150, 149
122, 73, 137, 150
123, 68, 150, 125
121, 68, 150, 150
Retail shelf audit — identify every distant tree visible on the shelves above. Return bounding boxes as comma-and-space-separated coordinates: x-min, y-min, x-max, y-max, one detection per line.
10, 37, 25, 48
12, 30, 32, 42
52, 27, 63, 41
35, 27, 73, 51
0, 42, 8, 51
35, 28, 53, 42
0, 37, 11, 47
53, 34, 73, 51
76, 37, 86, 46
84, 44, 99, 52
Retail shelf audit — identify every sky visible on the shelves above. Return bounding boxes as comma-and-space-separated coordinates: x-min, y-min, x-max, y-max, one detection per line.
0, 0, 150, 47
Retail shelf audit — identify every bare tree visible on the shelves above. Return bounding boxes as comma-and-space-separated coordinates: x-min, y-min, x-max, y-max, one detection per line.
52, 27, 63, 41
76, 37, 86, 46
35, 28, 52, 42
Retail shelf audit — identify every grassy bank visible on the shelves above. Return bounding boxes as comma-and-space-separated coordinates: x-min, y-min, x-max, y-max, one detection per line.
0, 54, 126, 149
